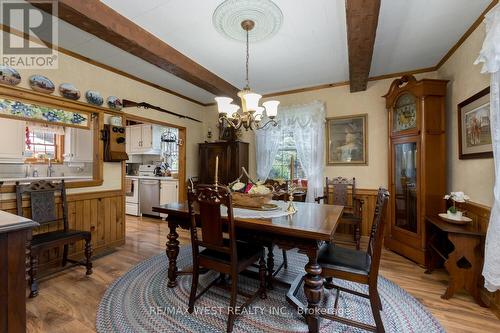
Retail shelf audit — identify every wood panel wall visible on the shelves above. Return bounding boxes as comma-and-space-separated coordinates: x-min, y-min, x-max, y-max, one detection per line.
455, 200, 500, 319
0, 190, 125, 271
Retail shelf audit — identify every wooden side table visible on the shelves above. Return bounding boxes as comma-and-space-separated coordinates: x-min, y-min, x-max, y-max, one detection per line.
0, 210, 38, 333
425, 215, 487, 307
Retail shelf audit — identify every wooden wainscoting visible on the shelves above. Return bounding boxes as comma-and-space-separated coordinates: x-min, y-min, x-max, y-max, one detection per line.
0, 190, 125, 271
455, 200, 500, 319
335, 188, 379, 238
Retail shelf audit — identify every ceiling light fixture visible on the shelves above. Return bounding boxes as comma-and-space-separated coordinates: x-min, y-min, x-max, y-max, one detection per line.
215, 20, 279, 130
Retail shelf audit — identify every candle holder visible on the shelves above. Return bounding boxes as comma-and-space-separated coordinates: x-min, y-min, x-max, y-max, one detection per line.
286, 182, 298, 214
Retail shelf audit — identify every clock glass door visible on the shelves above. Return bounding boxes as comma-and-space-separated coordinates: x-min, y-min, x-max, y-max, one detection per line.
393, 141, 418, 233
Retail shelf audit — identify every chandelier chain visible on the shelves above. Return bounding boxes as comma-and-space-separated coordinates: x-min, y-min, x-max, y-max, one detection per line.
245, 29, 250, 88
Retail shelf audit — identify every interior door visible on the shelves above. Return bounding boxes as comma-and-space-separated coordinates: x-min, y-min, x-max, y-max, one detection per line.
391, 136, 421, 247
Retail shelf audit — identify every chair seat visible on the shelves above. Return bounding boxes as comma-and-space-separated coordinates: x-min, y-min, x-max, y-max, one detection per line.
32, 230, 91, 247
318, 243, 371, 276
200, 240, 263, 267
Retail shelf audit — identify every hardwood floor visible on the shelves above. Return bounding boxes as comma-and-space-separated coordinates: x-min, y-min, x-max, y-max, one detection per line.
26, 215, 499, 333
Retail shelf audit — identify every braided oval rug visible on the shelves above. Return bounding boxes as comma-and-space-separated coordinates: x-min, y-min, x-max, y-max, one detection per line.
96, 246, 444, 333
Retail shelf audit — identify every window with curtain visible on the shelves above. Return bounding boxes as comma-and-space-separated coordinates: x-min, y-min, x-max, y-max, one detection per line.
25, 126, 63, 162
268, 129, 306, 180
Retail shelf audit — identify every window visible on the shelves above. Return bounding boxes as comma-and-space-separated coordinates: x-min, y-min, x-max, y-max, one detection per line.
25, 127, 62, 162
269, 129, 306, 180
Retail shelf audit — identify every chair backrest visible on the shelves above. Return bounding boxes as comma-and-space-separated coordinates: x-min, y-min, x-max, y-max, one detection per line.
324, 177, 356, 208
367, 188, 390, 278
187, 184, 236, 263
16, 180, 68, 232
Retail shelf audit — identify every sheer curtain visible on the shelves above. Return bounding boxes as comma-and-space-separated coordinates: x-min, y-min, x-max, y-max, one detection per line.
255, 101, 325, 202
475, 3, 500, 292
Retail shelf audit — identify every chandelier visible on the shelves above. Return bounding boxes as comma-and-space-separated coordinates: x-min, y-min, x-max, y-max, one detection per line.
215, 19, 280, 131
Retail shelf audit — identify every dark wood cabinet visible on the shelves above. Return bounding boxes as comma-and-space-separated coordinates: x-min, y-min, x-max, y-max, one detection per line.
0, 211, 38, 333
199, 141, 249, 185
383, 75, 448, 265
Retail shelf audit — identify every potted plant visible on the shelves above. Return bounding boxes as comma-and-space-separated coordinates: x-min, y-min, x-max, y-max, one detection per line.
443, 191, 470, 219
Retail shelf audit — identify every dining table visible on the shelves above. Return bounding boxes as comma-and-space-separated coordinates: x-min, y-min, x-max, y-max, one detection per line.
153, 201, 344, 333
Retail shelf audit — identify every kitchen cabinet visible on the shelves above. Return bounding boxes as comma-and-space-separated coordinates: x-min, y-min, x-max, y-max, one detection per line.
0, 118, 25, 162
160, 180, 178, 218
127, 124, 163, 154
64, 127, 93, 163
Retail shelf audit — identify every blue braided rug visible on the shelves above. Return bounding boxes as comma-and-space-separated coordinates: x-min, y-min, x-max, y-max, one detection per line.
96, 246, 444, 333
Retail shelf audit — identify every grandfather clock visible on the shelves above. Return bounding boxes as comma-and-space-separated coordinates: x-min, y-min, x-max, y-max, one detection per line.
383, 75, 448, 265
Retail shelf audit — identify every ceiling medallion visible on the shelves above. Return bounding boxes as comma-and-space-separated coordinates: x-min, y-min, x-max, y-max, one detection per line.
212, 0, 283, 42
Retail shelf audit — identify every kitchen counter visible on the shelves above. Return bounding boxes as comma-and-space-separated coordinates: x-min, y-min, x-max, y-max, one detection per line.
126, 175, 178, 181
0, 176, 93, 183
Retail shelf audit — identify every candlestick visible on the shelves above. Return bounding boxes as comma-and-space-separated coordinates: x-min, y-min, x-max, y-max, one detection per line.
290, 156, 294, 182
215, 155, 219, 185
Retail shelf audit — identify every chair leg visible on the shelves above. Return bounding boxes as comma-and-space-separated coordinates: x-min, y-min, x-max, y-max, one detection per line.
369, 285, 385, 333
84, 238, 93, 275
282, 249, 288, 269
259, 254, 267, 299
227, 273, 238, 333
62, 244, 69, 267
324, 277, 335, 289
188, 266, 199, 313
29, 254, 39, 298
355, 221, 361, 250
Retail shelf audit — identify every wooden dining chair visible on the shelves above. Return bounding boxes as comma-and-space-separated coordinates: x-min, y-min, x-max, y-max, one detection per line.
316, 187, 389, 332
16, 180, 92, 297
315, 177, 363, 249
187, 184, 267, 333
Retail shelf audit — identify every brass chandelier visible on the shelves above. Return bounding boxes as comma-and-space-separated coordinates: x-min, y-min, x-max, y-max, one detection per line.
215, 19, 279, 131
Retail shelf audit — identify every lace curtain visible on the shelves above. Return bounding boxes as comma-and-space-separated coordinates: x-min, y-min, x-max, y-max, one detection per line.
255, 101, 325, 202
474, 3, 500, 292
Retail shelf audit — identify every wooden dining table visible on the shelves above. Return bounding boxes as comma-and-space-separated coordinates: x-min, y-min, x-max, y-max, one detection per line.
153, 201, 343, 333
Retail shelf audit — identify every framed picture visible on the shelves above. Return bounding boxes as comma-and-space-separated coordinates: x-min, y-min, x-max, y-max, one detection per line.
458, 87, 492, 159
326, 114, 367, 165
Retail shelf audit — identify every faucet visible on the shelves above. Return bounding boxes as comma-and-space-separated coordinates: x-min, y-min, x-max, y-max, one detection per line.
47, 158, 55, 177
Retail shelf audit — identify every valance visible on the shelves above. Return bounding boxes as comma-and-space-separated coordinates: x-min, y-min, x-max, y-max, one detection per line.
0, 98, 89, 128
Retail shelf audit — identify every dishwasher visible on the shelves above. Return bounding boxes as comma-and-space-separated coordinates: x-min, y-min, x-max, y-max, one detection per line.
139, 179, 160, 217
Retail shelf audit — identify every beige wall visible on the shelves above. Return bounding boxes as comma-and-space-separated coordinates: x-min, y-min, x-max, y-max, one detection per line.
8, 33, 206, 194
438, 23, 494, 206
205, 72, 438, 190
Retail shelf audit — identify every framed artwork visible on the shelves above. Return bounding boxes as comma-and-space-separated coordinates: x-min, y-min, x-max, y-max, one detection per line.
326, 114, 367, 165
458, 87, 492, 159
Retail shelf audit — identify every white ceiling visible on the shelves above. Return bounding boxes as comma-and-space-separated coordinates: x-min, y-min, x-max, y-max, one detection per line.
3, 1, 494, 104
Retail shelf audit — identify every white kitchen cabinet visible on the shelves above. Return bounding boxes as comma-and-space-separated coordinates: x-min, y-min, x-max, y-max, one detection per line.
160, 180, 178, 218
0, 119, 26, 162
64, 127, 93, 163
127, 124, 163, 154
125, 126, 131, 154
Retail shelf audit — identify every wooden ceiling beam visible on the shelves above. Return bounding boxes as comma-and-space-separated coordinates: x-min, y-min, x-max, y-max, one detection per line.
28, 0, 239, 99
345, 0, 381, 92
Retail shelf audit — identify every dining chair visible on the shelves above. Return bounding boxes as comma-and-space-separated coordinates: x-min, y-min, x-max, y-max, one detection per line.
315, 177, 363, 249
16, 180, 92, 297
317, 187, 390, 332
187, 184, 267, 333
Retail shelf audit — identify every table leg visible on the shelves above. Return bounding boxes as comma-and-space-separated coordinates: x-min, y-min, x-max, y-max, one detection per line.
443, 233, 486, 306
266, 244, 274, 289
304, 250, 323, 333
166, 220, 180, 288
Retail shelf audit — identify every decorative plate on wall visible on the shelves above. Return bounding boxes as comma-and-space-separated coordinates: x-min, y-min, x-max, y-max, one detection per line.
85, 90, 104, 106
107, 96, 123, 111
29, 75, 55, 94
0, 66, 21, 86
59, 83, 81, 100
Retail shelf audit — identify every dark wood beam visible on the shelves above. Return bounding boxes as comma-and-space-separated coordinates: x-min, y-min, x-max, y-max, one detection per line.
345, 0, 381, 92
28, 0, 239, 99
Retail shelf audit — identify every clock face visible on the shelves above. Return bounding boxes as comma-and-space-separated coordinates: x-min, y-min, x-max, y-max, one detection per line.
394, 93, 417, 132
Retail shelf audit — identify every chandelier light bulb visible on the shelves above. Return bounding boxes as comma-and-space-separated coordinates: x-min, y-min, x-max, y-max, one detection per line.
243, 93, 262, 112
215, 97, 233, 114
263, 100, 280, 118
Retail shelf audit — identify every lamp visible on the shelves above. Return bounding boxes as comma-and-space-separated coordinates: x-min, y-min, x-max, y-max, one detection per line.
216, 19, 279, 131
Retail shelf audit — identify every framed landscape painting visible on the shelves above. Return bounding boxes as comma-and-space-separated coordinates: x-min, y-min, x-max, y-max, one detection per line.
458, 87, 493, 159
326, 114, 367, 165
